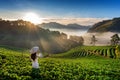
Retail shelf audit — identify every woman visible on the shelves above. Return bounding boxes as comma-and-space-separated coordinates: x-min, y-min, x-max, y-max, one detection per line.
30, 46, 40, 68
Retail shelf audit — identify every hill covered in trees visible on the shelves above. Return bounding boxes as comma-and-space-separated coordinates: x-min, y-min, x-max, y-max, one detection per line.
0, 19, 84, 53
88, 17, 120, 33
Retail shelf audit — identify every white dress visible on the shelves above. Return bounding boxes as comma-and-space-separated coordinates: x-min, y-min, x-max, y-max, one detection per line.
32, 58, 39, 68
32, 53, 40, 68
31, 53, 43, 68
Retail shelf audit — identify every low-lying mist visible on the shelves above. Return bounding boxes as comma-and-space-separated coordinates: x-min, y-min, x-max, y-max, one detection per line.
47, 28, 87, 38
83, 32, 120, 46
48, 28, 120, 46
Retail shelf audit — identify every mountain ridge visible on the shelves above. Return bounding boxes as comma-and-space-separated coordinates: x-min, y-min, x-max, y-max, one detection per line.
88, 17, 120, 33
39, 22, 90, 30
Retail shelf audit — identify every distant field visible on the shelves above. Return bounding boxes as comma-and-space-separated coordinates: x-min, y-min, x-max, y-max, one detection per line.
53, 46, 120, 59
0, 45, 120, 80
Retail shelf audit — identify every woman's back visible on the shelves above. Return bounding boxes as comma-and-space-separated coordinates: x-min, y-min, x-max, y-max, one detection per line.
30, 46, 39, 68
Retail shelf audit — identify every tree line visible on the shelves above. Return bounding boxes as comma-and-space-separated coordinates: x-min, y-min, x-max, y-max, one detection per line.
0, 19, 84, 53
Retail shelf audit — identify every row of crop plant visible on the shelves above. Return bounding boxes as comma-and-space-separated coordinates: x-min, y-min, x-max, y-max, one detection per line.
61, 46, 120, 59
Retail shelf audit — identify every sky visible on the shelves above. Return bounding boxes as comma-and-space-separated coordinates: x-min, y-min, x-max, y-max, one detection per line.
0, 0, 120, 25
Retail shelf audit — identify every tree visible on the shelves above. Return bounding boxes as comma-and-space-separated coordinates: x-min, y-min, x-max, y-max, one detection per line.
111, 34, 120, 45
90, 35, 97, 46
69, 36, 84, 45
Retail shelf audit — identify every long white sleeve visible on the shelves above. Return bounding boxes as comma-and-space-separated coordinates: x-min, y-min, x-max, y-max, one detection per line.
37, 53, 43, 58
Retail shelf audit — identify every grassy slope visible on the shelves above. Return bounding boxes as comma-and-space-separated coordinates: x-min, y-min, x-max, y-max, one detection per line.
0, 45, 120, 80
52, 46, 117, 58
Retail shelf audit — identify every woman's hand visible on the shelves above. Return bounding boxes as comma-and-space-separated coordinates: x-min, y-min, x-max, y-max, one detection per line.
37, 53, 43, 58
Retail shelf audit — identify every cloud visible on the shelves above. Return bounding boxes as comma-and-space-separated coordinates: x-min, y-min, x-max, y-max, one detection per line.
1, 11, 109, 26
42, 18, 109, 26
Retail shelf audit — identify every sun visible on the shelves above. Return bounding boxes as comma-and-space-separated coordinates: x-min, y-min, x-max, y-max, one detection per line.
23, 12, 42, 24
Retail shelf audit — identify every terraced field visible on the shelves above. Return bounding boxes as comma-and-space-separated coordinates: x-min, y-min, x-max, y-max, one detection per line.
0, 45, 120, 80
54, 46, 120, 59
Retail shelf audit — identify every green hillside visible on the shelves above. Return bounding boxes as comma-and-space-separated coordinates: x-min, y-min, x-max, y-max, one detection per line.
0, 19, 84, 53
53, 46, 120, 59
0, 45, 120, 80
88, 17, 120, 33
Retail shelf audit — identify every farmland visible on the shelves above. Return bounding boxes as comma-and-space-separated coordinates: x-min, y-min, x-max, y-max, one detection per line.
53, 46, 120, 59
0, 45, 120, 80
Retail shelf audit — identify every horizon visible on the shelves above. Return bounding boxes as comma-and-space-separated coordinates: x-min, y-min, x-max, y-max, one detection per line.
0, 0, 120, 25
0, 17, 110, 26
